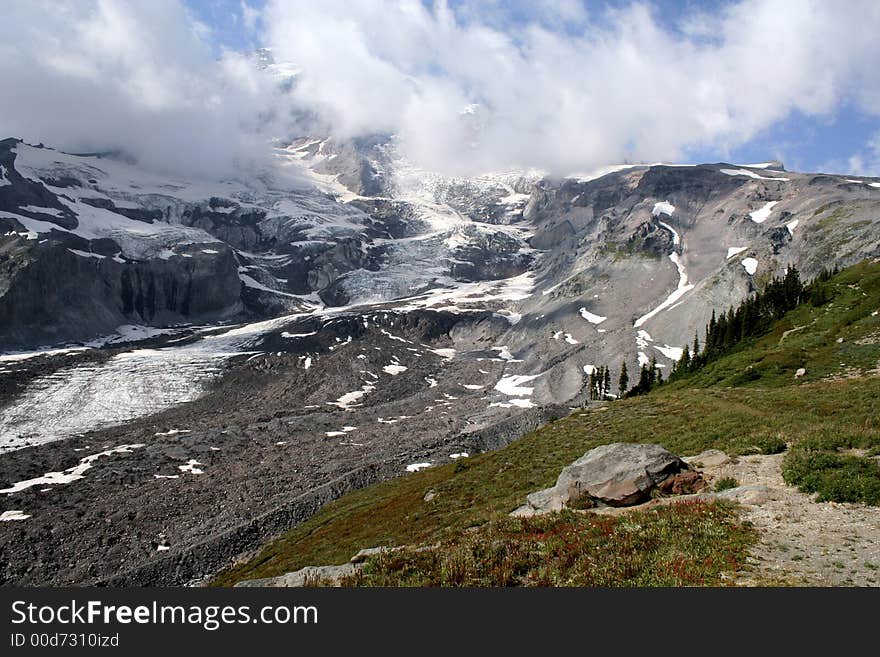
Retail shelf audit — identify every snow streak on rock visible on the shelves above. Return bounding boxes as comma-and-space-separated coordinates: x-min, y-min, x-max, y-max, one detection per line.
0, 444, 145, 493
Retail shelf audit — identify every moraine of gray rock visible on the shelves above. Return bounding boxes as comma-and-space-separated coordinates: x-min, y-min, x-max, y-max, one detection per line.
515, 442, 696, 514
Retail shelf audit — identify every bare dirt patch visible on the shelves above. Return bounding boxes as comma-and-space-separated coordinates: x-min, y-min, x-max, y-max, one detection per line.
697, 452, 880, 586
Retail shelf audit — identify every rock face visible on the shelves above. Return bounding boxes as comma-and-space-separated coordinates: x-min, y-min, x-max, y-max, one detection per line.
234, 545, 403, 587
518, 443, 703, 513
235, 563, 361, 587
0, 239, 242, 347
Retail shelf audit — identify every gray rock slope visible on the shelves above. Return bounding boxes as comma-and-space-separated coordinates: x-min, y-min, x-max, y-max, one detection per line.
1, 133, 879, 585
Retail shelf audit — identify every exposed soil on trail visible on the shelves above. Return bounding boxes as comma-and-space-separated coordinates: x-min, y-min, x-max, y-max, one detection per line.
696, 452, 880, 586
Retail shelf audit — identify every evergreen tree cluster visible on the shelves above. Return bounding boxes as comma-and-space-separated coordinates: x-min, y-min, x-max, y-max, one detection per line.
586, 365, 614, 400
584, 265, 837, 400
626, 355, 663, 397
668, 265, 821, 381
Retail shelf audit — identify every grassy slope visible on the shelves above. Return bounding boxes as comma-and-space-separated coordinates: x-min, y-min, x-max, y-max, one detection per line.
214, 261, 880, 586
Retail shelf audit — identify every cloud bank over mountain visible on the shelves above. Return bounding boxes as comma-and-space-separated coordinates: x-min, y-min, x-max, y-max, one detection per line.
2, 0, 879, 177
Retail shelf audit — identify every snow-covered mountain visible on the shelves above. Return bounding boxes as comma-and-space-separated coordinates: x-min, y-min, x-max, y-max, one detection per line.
2, 131, 880, 585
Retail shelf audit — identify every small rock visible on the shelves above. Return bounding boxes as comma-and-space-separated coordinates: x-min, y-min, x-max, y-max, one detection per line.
795, 368, 806, 378
423, 489, 436, 502
715, 484, 772, 505
350, 546, 398, 564
658, 470, 707, 495
684, 449, 731, 468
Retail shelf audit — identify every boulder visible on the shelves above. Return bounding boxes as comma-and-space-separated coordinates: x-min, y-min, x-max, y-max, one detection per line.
521, 442, 700, 512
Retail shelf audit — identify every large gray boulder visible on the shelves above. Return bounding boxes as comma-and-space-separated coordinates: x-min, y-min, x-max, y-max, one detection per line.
517, 443, 699, 514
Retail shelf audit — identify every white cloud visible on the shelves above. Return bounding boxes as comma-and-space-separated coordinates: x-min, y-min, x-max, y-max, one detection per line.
1, 0, 879, 179
0, 0, 284, 178
840, 130, 880, 177
240, 1, 260, 33
263, 0, 880, 175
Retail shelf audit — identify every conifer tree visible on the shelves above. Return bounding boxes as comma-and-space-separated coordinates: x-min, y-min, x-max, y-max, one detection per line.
680, 344, 691, 372
618, 361, 629, 396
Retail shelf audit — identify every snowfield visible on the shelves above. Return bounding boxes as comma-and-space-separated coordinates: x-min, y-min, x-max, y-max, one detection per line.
0, 313, 314, 451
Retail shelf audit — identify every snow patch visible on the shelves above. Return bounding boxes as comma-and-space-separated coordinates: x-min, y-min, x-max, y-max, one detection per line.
579, 308, 607, 324
495, 373, 542, 396
652, 201, 675, 217
786, 219, 799, 234
406, 462, 432, 473
720, 168, 789, 181
491, 346, 521, 362
727, 246, 748, 259
742, 257, 759, 275
748, 201, 778, 224
654, 344, 684, 360
382, 364, 408, 375
489, 398, 536, 409
1, 510, 31, 521
326, 426, 357, 437
179, 459, 204, 475
633, 252, 693, 328
330, 382, 376, 409
0, 444, 145, 494
657, 221, 680, 246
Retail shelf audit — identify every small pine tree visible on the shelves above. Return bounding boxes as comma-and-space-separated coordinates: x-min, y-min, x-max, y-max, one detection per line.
679, 344, 691, 372
636, 363, 650, 391
618, 361, 629, 396
603, 366, 612, 398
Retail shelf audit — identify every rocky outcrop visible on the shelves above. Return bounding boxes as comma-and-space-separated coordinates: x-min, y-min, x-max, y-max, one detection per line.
0, 236, 242, 349
514, 443, 705, 514
235, 562, 361, 587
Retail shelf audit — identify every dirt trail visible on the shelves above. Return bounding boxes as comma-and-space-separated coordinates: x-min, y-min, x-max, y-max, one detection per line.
696, 452, 880, 586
